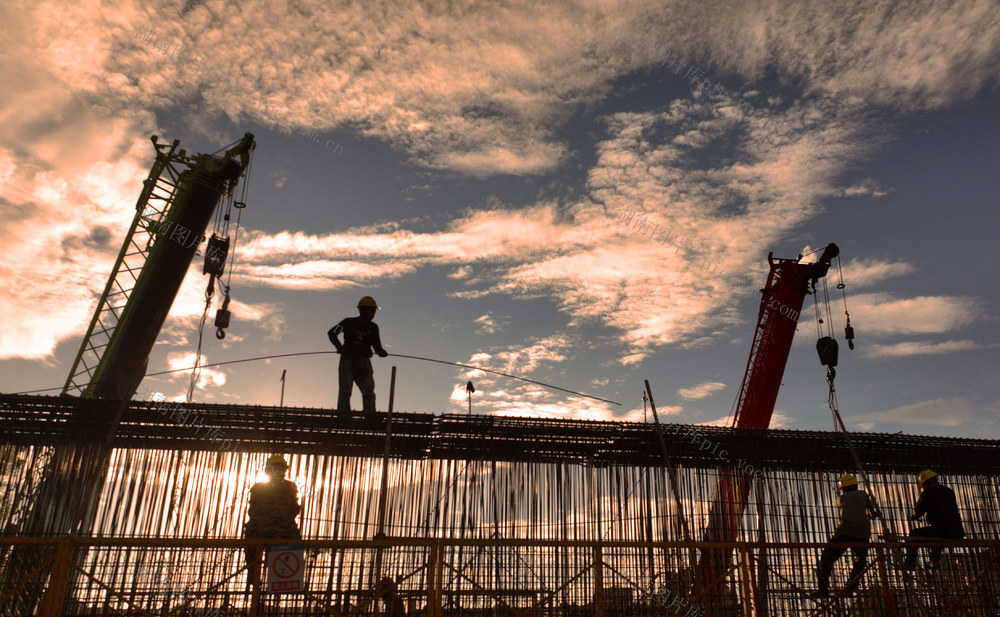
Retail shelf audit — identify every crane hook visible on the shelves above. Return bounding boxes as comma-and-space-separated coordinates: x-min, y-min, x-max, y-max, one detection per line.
214, 293, 232, 340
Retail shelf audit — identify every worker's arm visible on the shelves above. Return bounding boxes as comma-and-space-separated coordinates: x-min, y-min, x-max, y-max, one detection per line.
372, 323, 388, 358
867, 495, 883, 521
327, 324, 344, 352
909, 492, 927, 522
286, 483, 301, 517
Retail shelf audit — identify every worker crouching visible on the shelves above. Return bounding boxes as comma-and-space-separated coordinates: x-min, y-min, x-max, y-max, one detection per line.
328, 296, 389, 413
904, 469, 965, 570
244, 455, 301, 587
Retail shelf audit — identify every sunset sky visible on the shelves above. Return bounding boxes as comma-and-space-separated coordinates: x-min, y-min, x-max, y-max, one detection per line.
1, 0, 997, 439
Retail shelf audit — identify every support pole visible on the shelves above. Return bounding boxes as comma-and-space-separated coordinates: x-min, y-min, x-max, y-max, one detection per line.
875, 547, 898, 617
427, 541, 443, 617
39, 538, 73, 617
644, 380, 692, 542
593, 544, 604, 617
373, 366, 396, 581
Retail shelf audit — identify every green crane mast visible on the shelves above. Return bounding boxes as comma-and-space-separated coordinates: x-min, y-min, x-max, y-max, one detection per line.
62, 132, 254, 400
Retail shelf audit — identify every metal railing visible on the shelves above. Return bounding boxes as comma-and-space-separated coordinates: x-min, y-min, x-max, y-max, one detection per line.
1, 537, 997, 616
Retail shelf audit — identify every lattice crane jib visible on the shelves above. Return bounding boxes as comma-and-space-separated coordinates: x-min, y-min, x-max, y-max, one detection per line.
61, 133, 255, 401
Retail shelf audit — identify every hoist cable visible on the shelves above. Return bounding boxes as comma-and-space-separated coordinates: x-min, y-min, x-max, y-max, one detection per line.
223, 153, 251, 295
14, 351, 621, 406
836, 255, 850, 315
387, 353, 622, 405
187, 278, 214, 403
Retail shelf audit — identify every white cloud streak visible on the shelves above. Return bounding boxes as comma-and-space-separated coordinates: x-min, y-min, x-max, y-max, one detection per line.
847, 397, 972, 427
678, 381, 726, 400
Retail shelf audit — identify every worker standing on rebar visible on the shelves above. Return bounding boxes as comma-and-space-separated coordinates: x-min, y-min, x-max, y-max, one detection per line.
328, 296, 388, 414
243, 455, 301, 587
814, 474, 882, 598
903, 469, 964, 570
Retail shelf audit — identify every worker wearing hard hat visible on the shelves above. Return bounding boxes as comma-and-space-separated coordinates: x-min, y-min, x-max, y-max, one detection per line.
328, 296, 389, 413
814, 474, 882, 599
243, 455, 301, 587
903, 469, 965, 570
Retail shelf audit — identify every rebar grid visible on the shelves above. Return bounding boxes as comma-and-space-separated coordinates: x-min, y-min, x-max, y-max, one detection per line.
1, 538, 998, 616
2, 394, 1000, 615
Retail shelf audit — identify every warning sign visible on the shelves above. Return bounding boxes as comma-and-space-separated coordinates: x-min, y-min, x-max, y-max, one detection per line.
265, 545, 304, 594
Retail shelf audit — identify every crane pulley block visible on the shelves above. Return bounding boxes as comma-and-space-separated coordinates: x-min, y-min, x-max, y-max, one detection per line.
203, 234, 230, 277
817, 336, 839, 368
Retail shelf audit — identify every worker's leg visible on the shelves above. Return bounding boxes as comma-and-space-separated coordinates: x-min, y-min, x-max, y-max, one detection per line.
245, 545, 263, 587
355, 356, 376, 413
904, 527, 936, 568
846, 542, 869, 592
337, 355, 354, 412
816, 540, 846, 595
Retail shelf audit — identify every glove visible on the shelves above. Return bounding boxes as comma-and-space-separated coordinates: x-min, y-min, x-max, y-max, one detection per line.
377, 349, 388, 358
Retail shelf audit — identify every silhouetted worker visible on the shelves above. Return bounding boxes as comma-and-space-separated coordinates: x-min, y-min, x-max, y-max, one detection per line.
328, 296, 388, 413
814, 474, 881, 598
904, 469, 964, 570
244, 455, 301, 587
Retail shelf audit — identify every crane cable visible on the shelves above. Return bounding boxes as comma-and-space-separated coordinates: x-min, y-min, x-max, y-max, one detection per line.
188, 145, 254, 401
14, 351, 620, 406
816, 256, 893, 540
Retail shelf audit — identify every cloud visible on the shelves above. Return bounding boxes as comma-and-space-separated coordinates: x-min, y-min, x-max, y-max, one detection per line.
700, 410, 790, 428
865, 339, 988, 358
3, 0, 996, 376
849, 293, 980, 335
473, 312, 508, 335
166, 351, 227, 392
179, 92, 888, 365
838, 258, 917, 290
847, 397, 972, 427
827, 178, 891, 198
677, 381, 726, 400
59, 0, 997, 187
446, 334, 626, 418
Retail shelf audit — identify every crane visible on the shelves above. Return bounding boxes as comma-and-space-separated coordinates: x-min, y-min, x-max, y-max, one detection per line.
693, 243, 850, 608
3, 134, 256, 615
62, 133, 255, 401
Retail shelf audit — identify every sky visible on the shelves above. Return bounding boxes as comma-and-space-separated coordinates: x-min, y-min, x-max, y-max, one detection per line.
1, 0, 998, 440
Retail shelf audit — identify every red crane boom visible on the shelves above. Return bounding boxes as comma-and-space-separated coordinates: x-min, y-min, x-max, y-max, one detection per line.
695, 243, 840, 604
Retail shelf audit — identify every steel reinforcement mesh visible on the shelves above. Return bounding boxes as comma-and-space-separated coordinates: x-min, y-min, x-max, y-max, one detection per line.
2, 394, 1000, 615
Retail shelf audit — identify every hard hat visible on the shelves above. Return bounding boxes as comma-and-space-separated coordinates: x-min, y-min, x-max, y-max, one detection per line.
918, 469, 938, 484
839, 474, 858, 489
266, 454, 288, 468
357, 296, 380, 309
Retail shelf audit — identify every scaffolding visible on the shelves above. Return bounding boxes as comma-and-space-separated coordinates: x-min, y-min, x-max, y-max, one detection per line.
1, 394, 999, 615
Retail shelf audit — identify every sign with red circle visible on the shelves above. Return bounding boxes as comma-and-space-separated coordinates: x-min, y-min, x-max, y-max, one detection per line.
265, 545, 304, 594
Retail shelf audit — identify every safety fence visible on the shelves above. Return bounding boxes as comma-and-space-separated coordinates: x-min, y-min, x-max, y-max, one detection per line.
1, 537, 998, 616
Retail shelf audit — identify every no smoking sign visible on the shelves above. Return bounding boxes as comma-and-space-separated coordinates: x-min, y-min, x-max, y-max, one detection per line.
265, 545, 305, 594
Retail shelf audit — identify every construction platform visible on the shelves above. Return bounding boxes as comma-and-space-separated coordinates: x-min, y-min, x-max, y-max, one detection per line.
2, 393, 999, 616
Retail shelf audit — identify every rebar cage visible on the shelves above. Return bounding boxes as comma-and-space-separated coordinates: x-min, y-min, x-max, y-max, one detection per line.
1, 394, 999, 615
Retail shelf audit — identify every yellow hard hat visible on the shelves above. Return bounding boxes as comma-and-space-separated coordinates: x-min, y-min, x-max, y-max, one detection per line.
839, 474, 858, 489
357, 296, 380, 309
918, 469, 938, 484
266, 454, 288, 468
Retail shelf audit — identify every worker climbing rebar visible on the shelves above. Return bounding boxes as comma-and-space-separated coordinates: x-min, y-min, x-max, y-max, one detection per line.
243, 454, 301, 588
328, 296, 389, 414
813, 473, 882, 599
903, 469, 965, 570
